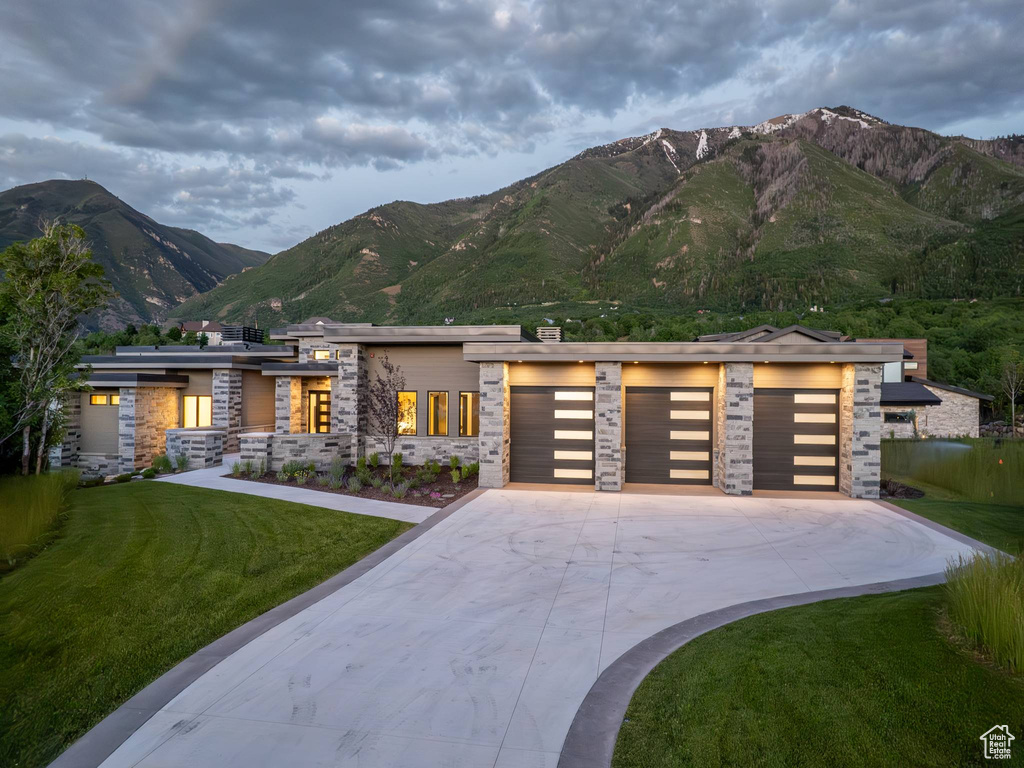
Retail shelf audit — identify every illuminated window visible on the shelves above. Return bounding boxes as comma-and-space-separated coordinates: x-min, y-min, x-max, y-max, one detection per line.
554, 468, 592, 479
793, 393, 835, 404
428, 391, 448, 436
459, 392, 479, 437
110, 394, 120, 406
671, 431, 710, 440
89, 394, 108, 405
308, 391, 331, 433
670, 410, 710, 420
670, 451, 709, 461
794, 412, 835, 423
554, 391, 592, 401
397, 391, 417, 435
670, 391, 709, 401
671, 468, 709, 480
904, 362, 918, 370
183, 395, 212, 428
313, 350, 331, 360
554, 409, 593, 419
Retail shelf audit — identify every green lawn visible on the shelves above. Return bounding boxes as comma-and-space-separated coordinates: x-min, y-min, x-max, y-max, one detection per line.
613, 587, 1024, 768
0, 482, 412, 768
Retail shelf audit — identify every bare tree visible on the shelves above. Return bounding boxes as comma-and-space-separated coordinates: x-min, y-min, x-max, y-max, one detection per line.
1002, 350, 1023, 439
0, 221, 113, 473
366, 350, 412, 487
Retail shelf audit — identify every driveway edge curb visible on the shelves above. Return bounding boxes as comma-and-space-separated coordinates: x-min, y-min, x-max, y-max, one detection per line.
48, 487, 488, 768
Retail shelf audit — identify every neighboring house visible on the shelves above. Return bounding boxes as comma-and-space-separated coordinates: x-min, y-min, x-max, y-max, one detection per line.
178, 320, 263, 346
53, 321, 910, 499
859, 337, 993, 438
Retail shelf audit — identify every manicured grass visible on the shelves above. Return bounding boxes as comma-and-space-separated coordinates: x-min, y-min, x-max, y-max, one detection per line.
0, 470, 79, 570
882, 438, 1021, 506
892, 492, 1024, 555
946, 553, 1024, 672
0, 482, 412, 768
613, 587, 1024, 768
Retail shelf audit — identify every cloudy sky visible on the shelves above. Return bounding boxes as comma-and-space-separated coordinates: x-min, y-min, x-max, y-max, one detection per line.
1, 0, 1021, 252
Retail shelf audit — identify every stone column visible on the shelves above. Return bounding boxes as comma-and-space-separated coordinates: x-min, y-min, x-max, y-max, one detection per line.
840, 363, 882, 498
49, 394, 81, 468
595, 362, 623, 491
274, 376, 302, 434
715, 363, 754, 495
213, 369, 243, 451
134, 387, 178, 468
334, 344, 367, 457
117, 387, 137, 474
479, 361, 510, 488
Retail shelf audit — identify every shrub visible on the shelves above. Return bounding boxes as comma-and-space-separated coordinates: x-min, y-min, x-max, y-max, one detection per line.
0, 471, 80, 568
174, 453, 189, 471
465, 461, 480, 477
231, 461, 242, 477
346, 475, 363, 493
328, 476, 343, 490
115, 473, 132, 484
280, 460, 308, 478
392, 452, 403, 474
370, 475, 383, 489
449, 455, 461, 469
276, 470, 289, 482
945, 552, 1024, 672
141, 468, 157, 479
242, 459, 254, 476
79, 475, 104, 488
407, 477, 420, 490
368, 452, 380, 468
356, 455, 367, 472
393, 482, 409, 499
255, 458, 266, 479
295, 470, 311, 486
317, 474, 331, 487
329, 456, 346, 482
307, 461, 316, 473
429, 460, 442, 474
451, 468, 462, 484
152, 454, 173, 474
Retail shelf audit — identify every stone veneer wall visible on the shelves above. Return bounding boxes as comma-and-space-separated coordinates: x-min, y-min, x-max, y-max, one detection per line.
49, 395, 81, 468
77, 453, 120, 475
840, 363, 882, 498
166, 429, 225, 470
213, 369, 243, 452
364, 436, 479, 466
478, 361, 510, 488
334, 344, 368, 458
298, 340, 332, 363
918, 387, 980, 438
715, 363, 753, 495
594, 362, 623, 491
275, 376, 301, 434
880, 406, 917, 439
117, 388, 137, 473
118, 388, 179, 472
240, 432, 352, 472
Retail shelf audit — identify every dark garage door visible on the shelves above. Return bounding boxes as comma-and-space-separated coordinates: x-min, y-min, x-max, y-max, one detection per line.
510, 386, 595, 484
625, 386, 713, 485
753, 388, 839, 491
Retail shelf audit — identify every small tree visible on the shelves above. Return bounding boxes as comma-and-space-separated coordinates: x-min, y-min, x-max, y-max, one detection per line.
366, 351, 411, 488
198, 332, 209, 349
1002, 350, 1023, 438
0, 221, 113, 473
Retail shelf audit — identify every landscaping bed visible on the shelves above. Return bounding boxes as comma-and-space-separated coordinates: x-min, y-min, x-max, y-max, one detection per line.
231, 453, 480, 508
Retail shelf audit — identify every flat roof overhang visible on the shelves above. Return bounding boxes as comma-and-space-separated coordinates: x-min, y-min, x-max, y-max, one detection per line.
270, 324, 536, 344
261, 362, 338, 376
111, 344, 296, 358
462, 341, 906, 363
81, 373, 191, 388
80, 356, 272, 371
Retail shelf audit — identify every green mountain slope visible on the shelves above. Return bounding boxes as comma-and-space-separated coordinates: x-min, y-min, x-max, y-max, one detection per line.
174, 107, 1024, 326
0, 180, 269, 329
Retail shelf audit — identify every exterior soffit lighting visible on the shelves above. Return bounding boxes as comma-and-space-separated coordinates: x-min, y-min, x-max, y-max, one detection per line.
763, 360, 770, 364
578, 360, 584, 363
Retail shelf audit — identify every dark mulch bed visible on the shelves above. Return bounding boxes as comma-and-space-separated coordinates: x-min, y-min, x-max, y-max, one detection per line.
238, 465, 479, 508
881, 478, 926, 499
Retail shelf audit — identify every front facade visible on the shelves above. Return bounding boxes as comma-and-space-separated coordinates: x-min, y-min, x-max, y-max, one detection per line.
54, 321, 906, 499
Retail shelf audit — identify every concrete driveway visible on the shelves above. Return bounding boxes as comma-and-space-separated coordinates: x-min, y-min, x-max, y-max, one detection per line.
99, 490, 976, 768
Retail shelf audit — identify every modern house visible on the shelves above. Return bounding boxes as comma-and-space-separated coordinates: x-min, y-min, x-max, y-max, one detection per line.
53, 320, 945, 498
864, 337, 993, 438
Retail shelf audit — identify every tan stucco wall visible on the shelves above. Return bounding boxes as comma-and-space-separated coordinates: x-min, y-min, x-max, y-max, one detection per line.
509, 362, 596, 386
241, 370, 275, 427
80, 389, 119, 454
753, 363, 842, 389
621, 363, 719, 387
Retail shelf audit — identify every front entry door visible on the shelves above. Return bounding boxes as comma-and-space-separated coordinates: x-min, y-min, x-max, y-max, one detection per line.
309, 390, 331, 433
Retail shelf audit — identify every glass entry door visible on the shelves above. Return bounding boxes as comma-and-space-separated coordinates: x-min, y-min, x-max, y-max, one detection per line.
308, 390, 331, 433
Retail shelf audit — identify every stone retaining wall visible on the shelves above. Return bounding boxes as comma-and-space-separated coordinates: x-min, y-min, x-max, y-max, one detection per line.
240, 432, 353, 472
364, 436, 479, 466
165, 429, 225, 470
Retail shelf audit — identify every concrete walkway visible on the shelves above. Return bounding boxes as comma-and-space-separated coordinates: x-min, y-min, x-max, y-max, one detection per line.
96, 490, 977, 768
156, 454, 433, 524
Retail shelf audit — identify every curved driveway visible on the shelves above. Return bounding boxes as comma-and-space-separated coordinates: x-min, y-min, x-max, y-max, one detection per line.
99, 489, 977, 768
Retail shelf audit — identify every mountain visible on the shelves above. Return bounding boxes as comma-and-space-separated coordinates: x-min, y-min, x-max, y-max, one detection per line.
0, 180, 270, 329
171, 107, 1023, 325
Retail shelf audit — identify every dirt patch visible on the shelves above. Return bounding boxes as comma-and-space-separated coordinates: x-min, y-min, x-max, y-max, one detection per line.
880, 478, 925, 499
238, 464, 479, 508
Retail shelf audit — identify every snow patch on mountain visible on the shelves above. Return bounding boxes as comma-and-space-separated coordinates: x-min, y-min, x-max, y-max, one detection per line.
661, 139, 680, 173
695, 130, 709, 159
817, 108, 872, 129
728, 126, 742, 139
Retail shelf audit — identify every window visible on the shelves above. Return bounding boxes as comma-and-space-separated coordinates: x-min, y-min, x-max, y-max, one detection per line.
459, 392, 480, 437
89, 394, 108, 405
428, 391, 448, 436
308, 391, 331, 433
313, 349, 331, 360
183, 395, 212, 428
397, 391, 417, 435
884, 412, 913, 423
904, 361, 919, 370
110, 394, 120, 406
883, 361, 903, 383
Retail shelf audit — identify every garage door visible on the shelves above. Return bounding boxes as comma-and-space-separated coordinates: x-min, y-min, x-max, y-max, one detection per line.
625, 387, 713, 485
510, 386, 595, 484
753, 388, 839, 491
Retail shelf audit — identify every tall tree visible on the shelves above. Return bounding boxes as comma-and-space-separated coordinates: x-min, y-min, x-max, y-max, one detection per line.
1002, 350, 1023, 438
0, 222, 113, 473
366, 350, 412, 488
